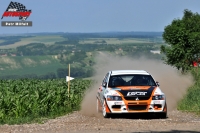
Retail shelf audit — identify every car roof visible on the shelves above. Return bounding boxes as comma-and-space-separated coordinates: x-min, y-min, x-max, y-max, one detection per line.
110, 70, 150, 75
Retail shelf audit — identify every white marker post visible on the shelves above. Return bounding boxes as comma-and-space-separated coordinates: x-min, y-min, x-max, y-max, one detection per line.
66, 76, 74, 82
66, 64, 75, 97
68, 64, 70, 97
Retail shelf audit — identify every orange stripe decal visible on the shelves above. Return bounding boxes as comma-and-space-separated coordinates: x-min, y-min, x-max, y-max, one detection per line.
163, 103, 167, 112
105, 101, 111, 113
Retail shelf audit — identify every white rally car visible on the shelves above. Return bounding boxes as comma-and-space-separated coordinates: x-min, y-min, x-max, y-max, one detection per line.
96, 70, 167, 118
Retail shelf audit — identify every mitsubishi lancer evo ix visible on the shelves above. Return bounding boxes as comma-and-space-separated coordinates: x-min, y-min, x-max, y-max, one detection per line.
96, 70, 167, 118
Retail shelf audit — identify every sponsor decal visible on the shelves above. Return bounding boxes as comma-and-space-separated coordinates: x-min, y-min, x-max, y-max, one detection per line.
127, 92, 147, 96
117, 86, 155, 97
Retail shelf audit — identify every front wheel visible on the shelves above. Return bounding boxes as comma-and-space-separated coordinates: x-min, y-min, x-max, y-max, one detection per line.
102, 99, 110, 118
156, 103, 167, 119
96, 98, 101, 113
156, 112, 167, 119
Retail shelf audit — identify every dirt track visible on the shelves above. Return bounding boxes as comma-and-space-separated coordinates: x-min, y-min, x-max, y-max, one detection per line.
0, 110, 200, 133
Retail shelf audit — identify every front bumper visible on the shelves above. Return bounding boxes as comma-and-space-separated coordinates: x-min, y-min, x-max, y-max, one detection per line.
106, 100, 166, 113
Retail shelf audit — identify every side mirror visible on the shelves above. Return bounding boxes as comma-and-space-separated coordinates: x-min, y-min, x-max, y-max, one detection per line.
102, 82, 107, 87
156, 81, 160, 86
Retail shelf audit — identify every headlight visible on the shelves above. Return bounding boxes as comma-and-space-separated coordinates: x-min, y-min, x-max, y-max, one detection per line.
152, 95, 165, 100
107, 95, 122, 101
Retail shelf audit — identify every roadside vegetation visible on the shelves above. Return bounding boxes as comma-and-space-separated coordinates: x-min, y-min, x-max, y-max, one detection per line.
161, 9, 200, 114
177, 68, 200, 114
0, 79, 91, 124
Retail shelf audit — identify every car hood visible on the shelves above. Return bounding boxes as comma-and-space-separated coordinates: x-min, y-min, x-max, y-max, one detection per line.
106, 86, 164, 97
111, 86, 153, 90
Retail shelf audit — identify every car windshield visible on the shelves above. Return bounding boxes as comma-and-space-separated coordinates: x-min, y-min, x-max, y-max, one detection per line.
108, 74, 156, 87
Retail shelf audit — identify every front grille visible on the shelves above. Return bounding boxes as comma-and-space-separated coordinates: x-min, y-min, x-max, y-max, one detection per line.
124, 96, 150, 100
128, 102, 148, 105
112, 105, 121, 109
128, 105, 147, 110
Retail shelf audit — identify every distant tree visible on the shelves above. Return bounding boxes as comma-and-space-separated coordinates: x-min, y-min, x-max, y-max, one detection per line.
161, 9, 200, 73
89, 60, 93, 66
57, 68, 67, 78
46, 72, 57, 79
56, 67, 92, 78
21, 74, 38, 79
0, 75, 20, 80
16, 43, 47, 56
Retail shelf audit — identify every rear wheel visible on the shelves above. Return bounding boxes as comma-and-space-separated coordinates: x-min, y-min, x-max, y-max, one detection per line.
102, 99, 110, 118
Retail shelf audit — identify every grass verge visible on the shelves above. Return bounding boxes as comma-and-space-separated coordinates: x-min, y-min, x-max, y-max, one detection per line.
177, 68, 200, 115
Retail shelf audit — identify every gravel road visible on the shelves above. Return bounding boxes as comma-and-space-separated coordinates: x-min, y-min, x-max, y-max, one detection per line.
0, 110, 200, 133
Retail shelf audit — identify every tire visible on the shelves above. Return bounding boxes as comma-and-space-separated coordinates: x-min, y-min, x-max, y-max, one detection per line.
156, 103, 167, 119
102, 99, 110, 118
96, 98, 101, 113
156, 112, 167, 119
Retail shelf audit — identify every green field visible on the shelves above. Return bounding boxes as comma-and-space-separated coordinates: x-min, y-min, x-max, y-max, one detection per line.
0, 40, 5, 43
0, 55, 65, 76
0, 35, 163, 49
79, 38, 155, 45
0, 79, 92, 124
0, 35, 66, 49
0, 33, 163, 78
22, 35, 66, 44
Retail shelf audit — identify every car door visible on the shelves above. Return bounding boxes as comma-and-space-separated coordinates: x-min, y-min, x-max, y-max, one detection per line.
100, 72, 109, 103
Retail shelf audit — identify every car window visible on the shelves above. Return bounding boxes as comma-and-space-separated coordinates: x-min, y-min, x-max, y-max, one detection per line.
108, 74, 156, 87
102, 73, 109, 86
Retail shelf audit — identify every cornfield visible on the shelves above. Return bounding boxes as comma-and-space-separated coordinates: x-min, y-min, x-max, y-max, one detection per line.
0, 79, 92, 124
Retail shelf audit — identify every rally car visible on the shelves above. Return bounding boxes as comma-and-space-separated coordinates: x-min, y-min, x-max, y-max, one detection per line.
96, 70, 167, 118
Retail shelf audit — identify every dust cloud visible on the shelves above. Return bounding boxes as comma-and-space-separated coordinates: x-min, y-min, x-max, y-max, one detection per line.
80, 52, 193, 116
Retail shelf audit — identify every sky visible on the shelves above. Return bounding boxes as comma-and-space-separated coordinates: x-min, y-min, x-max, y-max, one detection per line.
0, 0, 200, 34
